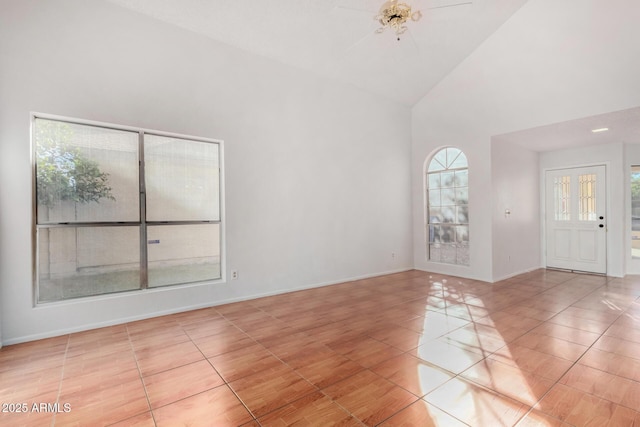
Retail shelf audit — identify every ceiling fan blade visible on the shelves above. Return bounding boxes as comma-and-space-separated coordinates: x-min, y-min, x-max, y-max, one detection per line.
426, 1, 472, 10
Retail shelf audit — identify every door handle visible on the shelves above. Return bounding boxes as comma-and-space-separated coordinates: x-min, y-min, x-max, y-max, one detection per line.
599, 224, 604, 228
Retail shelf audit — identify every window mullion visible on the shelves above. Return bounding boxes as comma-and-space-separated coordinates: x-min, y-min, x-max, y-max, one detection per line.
139, 131, 148, 289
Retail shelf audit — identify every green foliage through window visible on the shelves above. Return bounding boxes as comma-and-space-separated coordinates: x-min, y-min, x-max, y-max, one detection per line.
35, 120, 115, 208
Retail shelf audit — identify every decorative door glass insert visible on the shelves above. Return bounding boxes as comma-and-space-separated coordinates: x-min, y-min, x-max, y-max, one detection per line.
553, 175, 571, 221
578, 173, 597, 221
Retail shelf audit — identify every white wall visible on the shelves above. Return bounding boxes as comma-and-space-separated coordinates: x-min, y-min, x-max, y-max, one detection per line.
0, 0, 413, 344
491, 140, 540, 281
412, 0, 640, 282
539, 143, 625, 278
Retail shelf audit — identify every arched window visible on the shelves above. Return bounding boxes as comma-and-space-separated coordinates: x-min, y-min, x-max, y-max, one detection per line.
426, 147, 469, 265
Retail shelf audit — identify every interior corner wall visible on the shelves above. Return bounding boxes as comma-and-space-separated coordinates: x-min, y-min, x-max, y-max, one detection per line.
412, 0, 640, 283
0, 0, 413, 345
491, 140, 540, 281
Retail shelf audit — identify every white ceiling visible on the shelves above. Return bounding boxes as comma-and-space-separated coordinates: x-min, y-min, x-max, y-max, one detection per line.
494, 107, 640, 152
106, 0, 529, 106
105, 0, 640, 148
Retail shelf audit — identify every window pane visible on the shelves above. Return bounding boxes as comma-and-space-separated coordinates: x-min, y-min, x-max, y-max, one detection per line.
429, 189, 441, 207
457, 206, 468, 224
441, 171, 455, 188
455, 188, 468, 205
454, 170, 468, 187
428, 173, 441, 189
145, 135, 220, 221
457, 243, 469, 265
448, 149, 468, 169
147, 224, 221, 288
429, 207, 443, 223
445, 148, 461, 168
441, 206, 455, 223
439, 225, 454, 243
430, 225, 441, 243
632, 166, 640, 259
441, 188, 455, 205
455, 225, 469, 243
429, 150, 448, 172
429, 244, 441, 262
38, 226, 140, 302
35, 118, 139, 224
440, 244, 457, 263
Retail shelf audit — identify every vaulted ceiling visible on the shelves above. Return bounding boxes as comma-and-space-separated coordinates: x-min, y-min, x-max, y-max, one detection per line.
106, 0, 529, 106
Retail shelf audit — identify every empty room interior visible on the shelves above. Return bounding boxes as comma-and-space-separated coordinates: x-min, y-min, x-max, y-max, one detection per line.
2, 0, 640, 425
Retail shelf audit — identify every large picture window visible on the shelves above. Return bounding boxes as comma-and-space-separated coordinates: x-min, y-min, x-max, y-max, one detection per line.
33, 116, 223, 303
425, 147, 469, 265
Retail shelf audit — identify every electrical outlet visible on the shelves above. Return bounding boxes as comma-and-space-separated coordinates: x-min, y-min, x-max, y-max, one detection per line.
231, 271, 238, 280
391, 252, 396, 259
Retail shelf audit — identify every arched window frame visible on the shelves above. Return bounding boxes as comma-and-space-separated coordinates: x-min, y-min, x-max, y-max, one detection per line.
425, 147, 469, 266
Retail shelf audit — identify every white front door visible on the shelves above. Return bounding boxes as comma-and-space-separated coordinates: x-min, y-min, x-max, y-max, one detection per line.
545, 165, 607, 274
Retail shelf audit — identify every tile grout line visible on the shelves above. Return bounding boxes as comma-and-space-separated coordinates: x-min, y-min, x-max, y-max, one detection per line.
162, 312, 261, 425
511, 275, 634, 426
219, 305, 412, 425
50, 334, 71, 427
206, 307, 318, 425
122, 323, 159, 427
409, 273, 606, 426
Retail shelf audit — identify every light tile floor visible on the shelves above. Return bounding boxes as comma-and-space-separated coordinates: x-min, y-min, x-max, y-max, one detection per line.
2, 269, 640, 426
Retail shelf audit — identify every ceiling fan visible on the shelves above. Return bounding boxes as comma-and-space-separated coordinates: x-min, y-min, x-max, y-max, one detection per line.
336, 0, 472, 41
374, 0, 423, 40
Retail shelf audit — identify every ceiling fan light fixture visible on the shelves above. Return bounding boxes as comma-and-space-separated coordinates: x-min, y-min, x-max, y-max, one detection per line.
375, 0, 421, 37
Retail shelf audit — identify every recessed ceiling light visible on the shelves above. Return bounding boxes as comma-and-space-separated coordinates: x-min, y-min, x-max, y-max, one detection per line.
591, 127, 609, 133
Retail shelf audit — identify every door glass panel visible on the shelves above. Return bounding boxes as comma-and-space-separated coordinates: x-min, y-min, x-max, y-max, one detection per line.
554, 175, 571, 220
578, 173, 597, 221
